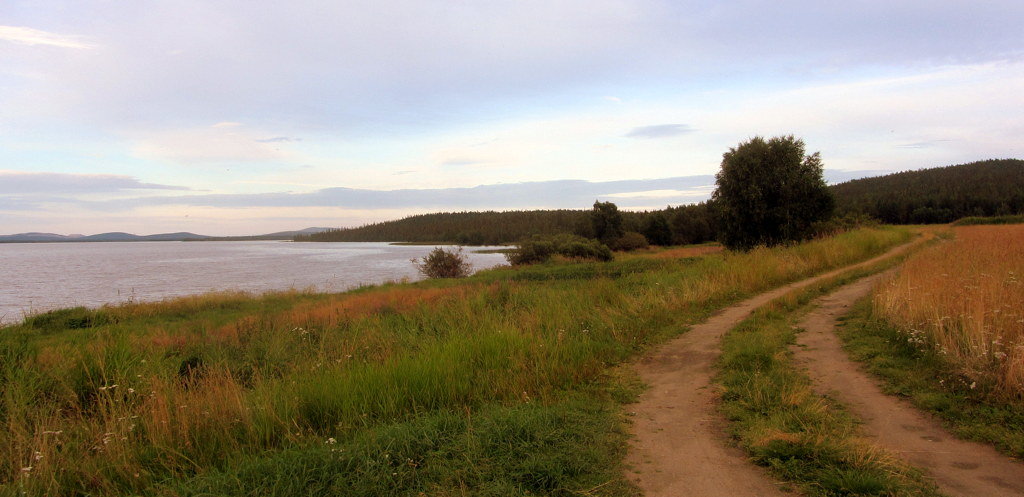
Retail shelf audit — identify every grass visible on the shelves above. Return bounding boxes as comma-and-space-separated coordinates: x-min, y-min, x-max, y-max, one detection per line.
952, 214, 1024, 226
163, 387, 640, 497
0, 227, 910, 496
717, 247, 942, 496
872, 225, 1024, 395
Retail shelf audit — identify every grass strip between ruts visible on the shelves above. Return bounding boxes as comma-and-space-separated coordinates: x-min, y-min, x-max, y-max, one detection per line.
716, 244, 944, 496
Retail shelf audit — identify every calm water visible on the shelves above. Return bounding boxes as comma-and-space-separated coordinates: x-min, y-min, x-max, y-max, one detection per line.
0, 241, 508, 325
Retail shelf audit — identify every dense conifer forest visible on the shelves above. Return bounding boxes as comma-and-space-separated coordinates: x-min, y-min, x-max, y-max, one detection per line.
832, 159, 1024, 224
296, 159, 1023, 244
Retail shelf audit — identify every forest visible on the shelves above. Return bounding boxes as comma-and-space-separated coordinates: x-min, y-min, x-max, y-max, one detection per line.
297, 159, 1023, 245
295, 204, 716, 246
832, 158, 1024, 223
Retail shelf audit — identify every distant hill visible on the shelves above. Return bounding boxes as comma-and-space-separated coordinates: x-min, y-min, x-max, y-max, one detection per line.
0, 228, 336, 243
0, 232, 213, 243
296, 211, 593, 245
293, 208, 714, 246
832, 159, 1024, 224
0, 232, 79, 243
198, 227, 335, 241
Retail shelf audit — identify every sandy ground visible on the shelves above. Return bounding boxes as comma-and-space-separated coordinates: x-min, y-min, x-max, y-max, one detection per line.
625, 240, 922, 497
795, 273, 1024, 497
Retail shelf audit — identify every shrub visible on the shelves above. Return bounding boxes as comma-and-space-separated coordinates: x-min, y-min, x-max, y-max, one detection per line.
506, 234, 612, 265
412, 247, 473, 278
610, 232, 649, 251
812, 213, 878, 237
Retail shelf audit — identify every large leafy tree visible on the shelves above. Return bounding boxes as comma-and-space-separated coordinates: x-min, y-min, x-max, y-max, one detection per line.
590, 200, 624, 244
712, 135, 834, 250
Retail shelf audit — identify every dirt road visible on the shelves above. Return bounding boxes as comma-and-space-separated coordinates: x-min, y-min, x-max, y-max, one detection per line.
795, 273, 1024, 497
625, 240, 921, 497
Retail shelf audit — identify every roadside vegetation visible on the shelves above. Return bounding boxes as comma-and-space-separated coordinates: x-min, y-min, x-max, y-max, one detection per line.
838, 224, 1024, 457
717, 243, 940, 496
0, 227, 908, 496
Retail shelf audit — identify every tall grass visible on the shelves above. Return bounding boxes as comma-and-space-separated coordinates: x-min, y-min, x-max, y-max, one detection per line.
873, 225, 1024, 396
0, 227, 909, 496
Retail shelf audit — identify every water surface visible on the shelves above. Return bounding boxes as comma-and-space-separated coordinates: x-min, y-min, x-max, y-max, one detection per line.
0, 241, 507, 324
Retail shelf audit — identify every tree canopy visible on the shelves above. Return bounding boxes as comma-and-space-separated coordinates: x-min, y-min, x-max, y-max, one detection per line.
590, 201, 625, 244
712, 135, 834, 250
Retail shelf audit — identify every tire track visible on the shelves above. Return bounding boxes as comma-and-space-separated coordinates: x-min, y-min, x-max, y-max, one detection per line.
794, 273, 1024, 497
625, 240, 921, 496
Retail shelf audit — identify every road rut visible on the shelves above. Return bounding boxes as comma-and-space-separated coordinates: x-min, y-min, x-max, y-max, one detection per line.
625, 240, 920, 497
795, 273, 1024, 497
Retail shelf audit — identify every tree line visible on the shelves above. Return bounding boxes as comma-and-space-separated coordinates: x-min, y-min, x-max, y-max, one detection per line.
295, 204, 718, 246
832, 159, 1024, 224
297, 154, 1023, 247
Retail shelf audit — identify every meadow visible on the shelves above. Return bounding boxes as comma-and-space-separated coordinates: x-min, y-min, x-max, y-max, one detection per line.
0, 227, 909, 496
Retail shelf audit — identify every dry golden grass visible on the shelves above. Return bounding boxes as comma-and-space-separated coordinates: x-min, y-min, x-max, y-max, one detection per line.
874, 225, 1024, 395
647, 244, 723, 259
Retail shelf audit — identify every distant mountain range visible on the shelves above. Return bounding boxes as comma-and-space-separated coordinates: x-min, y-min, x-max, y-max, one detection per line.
0, 227, 335, 243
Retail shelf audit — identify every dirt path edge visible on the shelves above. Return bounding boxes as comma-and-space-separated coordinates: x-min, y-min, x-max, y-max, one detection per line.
794, 273, 1024, 497
625, 238, 922, 497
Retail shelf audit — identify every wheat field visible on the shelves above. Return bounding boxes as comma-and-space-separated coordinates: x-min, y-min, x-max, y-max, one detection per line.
874, 225, 1024, 395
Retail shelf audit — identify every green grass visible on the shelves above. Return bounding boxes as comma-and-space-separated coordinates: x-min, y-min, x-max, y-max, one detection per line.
717, 254, 941, 496
952, 214, 1024, 226
162, 388, 640, 497
0, 228, 911, 496
836, 299, 1024, 458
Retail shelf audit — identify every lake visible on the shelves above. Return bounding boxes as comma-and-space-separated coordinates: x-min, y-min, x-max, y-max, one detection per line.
0, 241, 509, 325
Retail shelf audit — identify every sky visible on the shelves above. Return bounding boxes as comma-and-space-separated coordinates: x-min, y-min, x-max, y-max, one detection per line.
1, 1, 1022, 236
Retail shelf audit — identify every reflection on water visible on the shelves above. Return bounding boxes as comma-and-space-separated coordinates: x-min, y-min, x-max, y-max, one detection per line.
0, 241, 508, 324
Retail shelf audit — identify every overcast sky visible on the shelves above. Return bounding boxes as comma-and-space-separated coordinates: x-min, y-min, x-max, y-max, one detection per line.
2, 1, 1022, 235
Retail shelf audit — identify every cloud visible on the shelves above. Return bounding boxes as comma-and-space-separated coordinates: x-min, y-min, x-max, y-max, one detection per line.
0, 25, 96, 49
131, 126, 292, 165
0, 171, 188, 194
440, 158, 488, 167
895, 139, 952, 149
625, 124, 695, 139
604, 187, 714, 199
255, 136, 301, 143
94, 175, 718, 211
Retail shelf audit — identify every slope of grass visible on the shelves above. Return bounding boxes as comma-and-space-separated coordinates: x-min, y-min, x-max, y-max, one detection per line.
0, 227, 910, 496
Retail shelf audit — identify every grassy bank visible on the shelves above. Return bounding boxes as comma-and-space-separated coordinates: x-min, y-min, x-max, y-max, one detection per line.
717, 247, 941, 496
1, 227, 909, 496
